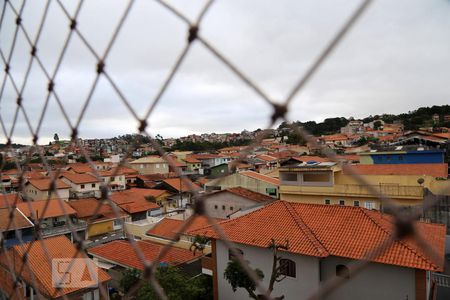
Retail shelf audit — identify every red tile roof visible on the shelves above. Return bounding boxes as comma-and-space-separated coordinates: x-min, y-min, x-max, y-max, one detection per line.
17, 199, 77, 219
163, 178, 201, 192
60, 172, 100, 184
0, 236, 110, 298
110, 188, 160, 214
347, 164, 448, 178
240, 171, 279, 186
66, 163, 94, 173
68, 198, 127, 221
255, 154, 278, 162
88, 240, 201, 270
26, 178, 71, 191
0, 193, 23, 209
221, 187, 274, 203
292, 156, 330, 163
0, 208, 33, 231
146, 216, 224, 240
190, 201, 445, 271
183, 157, 201, 164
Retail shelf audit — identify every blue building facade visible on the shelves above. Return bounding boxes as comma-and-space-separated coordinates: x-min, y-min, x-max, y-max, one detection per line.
359, 149, 445, 165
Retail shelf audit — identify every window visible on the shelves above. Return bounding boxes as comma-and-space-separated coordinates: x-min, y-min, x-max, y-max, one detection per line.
280, 172, 297, 184
279, 259, 296, 278
214, 205, 218, 209
364, 201, 375, 210
222, 205, 226, 210
110, 177, 115, 181
80, 184, 85, 189
339, 200, 345, 206
266, 188, 277, 196
228, 248, 244, 260
303, 173, 330, 183
325, 199, 331, 205
353, 201, 360, 207
230, 206, 234, 211
91, 183, 96, 188
336, 264, 350, 279
156, 164, 160, 169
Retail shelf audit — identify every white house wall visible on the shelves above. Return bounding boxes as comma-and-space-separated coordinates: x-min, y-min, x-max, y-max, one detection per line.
216, 240, 320, 300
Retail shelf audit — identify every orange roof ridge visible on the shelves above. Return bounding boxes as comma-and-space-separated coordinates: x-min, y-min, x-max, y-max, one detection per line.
282, 202, 329, 257
359, 209, 440, 270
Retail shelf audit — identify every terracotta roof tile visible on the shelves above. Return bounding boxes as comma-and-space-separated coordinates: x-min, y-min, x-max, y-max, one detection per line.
146, 216, 224, 240
68, 198, 127, 221
26, 178, 70, 191
163, 178, 201, 192
222, 187, 274, 203
348, 164, 448, 178
66, 163, 94, 173
0, 193, 23, 209
0, 236, 110, 298
60, 172, 100, 184
88, 240, 201, 270
240, 171, 279, 186
292, 156, 330, 163
110, 188, 160, 214
0, 208, 33, 231
17, 199, 77, 219
190, 201, 445, 271
183, 157, 201, 163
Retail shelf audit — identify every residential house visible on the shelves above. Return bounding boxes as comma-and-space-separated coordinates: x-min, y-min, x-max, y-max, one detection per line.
110, 188, 163, 222
144, 215, 223, 250
203, 187, 274, 219
0, 207, 34, 248
16, 199, 87, 241
205, 171, 279, 199
0, 235, 110, 300
359, 147, 445, 165
129, 156, 169, 175
97, 170, 126, 191
191, 201, 445, 300
68, 198, 128, 242
279, 161, 449, 210
88, 239, 203, 289
59, 172, 101, 199
23, 178, 70, 201
205, 163, 229, 179
183, 156, 202, 172
157, 178, 201, 209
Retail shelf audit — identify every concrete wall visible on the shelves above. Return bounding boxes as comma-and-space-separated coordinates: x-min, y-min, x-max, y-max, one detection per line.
203, 192, 265, 219
215, 242, 418, 300
206, 173, 278, 198
60, 178, 100, 198
321, 256, 416, 300
24, 185, 69, 201
216, 241, 320, 300
131, 162, 169, 175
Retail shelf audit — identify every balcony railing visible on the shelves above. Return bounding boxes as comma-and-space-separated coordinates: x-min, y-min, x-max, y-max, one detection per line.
432, 273, 450, 287
280, 184, 424, 199
41, 221, 87, 237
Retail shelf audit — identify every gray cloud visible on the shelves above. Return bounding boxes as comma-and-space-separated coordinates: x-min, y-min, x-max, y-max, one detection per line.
1, 0, 450, 144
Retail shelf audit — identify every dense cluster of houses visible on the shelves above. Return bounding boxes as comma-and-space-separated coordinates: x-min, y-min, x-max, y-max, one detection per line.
0, 122, 449, 299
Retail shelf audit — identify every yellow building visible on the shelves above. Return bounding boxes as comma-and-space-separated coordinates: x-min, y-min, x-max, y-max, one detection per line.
279, 162, 450, 210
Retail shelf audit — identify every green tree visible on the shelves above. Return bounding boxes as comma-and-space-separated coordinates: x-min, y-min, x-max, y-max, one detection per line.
224, 259, 264, 299
224, 240, 288, 300
373, 120, 383, 130
136, 266, 212, 300
120, 268, 141, 293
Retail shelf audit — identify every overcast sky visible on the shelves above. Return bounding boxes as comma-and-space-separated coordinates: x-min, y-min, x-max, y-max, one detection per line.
1, 0, 450, 145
